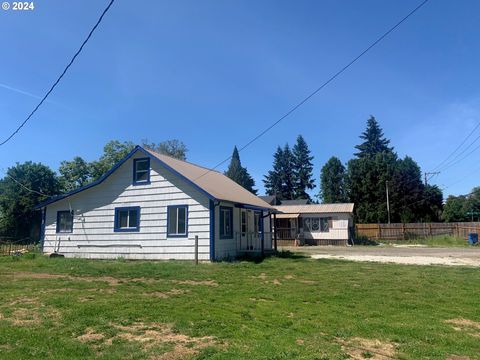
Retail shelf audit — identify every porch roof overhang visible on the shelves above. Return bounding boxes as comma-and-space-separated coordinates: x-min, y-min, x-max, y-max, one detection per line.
275, 213, 300, 219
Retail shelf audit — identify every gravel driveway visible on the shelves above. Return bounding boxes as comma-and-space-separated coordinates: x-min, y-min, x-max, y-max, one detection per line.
284, 246, 480, 267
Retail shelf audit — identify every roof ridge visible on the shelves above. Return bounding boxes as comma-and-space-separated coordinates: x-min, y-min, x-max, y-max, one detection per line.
143, 147, 223, 174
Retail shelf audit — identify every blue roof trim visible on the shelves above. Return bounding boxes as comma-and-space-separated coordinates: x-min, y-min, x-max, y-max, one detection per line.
234, 203, 271, 212
35, 145, 219, 210
34, 146, 143, 209
137, 147, 216, 201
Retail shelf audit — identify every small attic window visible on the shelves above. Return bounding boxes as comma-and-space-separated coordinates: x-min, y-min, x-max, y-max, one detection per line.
133, 158, 150, 185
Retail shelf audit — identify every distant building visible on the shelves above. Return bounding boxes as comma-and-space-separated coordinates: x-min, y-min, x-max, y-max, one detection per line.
272, 203, 354, 246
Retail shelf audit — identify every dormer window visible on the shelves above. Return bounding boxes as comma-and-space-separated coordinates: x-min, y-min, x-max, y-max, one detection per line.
133, 158, 150, 185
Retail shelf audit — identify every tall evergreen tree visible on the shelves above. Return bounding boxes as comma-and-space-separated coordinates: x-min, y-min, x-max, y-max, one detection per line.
224, 146, 257, 195
347, 152, 397, 223
319, 156, 347, 203
354, 116, 393, 158
263, 145, 295, 200
390, 156, 425, 223
292, 135, 315, 200
280, 144, 295, 200
263, 146, 283, 198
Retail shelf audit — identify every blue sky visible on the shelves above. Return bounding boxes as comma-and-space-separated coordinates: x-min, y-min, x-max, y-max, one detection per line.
1, 0, 480, 198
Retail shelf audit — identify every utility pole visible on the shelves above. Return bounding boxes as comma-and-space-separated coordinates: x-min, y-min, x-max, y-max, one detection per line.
386, 180, 391, 224
424, 171, 440, 186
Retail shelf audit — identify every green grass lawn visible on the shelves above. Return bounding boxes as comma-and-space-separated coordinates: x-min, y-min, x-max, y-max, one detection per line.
0, 253, 479, 359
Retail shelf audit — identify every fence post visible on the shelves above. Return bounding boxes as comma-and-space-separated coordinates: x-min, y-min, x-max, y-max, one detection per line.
428, 223, 432, 238
402, 223, 406, 240
376, 224, 380, 241
194, 235, 198, 265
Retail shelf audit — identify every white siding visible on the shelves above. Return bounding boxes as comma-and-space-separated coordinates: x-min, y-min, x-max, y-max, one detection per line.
300, 213, 352, 240
43, 151, 211, 260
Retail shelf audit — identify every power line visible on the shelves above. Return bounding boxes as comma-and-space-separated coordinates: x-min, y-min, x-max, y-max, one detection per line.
1, 169, 52, 197
0, 0, 116, 147
438, 139, 480, 173
194, 0, 430, 181
431, 121, 480, 172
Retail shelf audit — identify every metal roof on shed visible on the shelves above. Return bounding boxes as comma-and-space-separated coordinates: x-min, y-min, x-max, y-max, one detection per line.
274, 203, 354, 214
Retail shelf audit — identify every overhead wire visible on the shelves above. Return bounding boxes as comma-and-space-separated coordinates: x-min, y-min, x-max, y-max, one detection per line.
0, 0, 116, 147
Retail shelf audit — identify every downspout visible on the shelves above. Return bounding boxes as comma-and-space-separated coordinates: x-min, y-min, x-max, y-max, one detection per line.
40, 207, 46, 253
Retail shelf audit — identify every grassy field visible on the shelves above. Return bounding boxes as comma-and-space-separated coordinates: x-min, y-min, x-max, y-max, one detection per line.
0, 253, 479, 359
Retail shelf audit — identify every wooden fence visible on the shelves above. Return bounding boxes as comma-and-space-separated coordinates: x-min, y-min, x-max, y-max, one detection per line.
356, 222, 480, 241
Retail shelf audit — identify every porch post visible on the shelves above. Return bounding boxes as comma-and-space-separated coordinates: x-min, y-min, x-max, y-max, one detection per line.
273, 213, 278, 252
261, 214, 265, 256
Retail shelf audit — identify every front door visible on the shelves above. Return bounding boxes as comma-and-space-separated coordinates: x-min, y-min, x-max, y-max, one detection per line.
240, 209, 248, 249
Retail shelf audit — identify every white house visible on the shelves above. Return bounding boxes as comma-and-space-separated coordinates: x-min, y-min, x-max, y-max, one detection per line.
36, 146, 274, 261
272, 203, 354, 246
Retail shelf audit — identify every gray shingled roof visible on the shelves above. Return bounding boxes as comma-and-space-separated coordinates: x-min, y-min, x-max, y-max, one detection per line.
146, 148, 273, 210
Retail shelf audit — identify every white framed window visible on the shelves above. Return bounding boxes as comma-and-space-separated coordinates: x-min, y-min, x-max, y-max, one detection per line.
56, 211, 73, 233
133, 158, 150, 185
167, 205, 188, 237
114, 207, 140, 232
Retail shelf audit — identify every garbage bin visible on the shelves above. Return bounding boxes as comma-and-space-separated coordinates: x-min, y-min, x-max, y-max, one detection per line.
468, 233, 478, 245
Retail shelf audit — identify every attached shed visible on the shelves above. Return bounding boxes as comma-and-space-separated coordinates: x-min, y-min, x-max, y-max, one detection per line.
273, 203, 354, 246
36, 146, 274, 261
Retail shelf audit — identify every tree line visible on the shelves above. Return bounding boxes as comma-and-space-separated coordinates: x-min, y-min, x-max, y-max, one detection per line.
1, 118, 476, 240
0, 139, 188, 239
252, 116, 444, 223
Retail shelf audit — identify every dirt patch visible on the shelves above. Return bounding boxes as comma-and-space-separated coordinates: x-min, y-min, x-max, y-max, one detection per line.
338, 337, 397, 359
298, 279, 316, 284
284, 275, 295, 280
296, 339, 304, 345
311, 254, 480, 267
78, 322, 218, 359
77, 328, 106, 342
272, 279, 282, 285
173, 280, 218, 287
9, 272, 121, 286
446, 356, 470, 360
144, 289, 189, 299
2, 296, 60, 327
249, 297, 272, 302
445, 318, 480, 337
252, 273, 267, 280
10, 308, 42, 326
9, 296, 40, 306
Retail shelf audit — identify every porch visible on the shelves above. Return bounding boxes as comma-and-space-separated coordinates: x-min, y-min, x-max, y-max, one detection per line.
236, 231, 273, 254
275, 214, 301, 246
